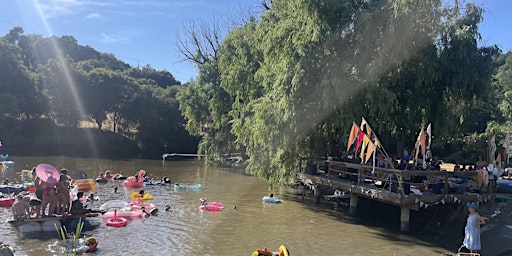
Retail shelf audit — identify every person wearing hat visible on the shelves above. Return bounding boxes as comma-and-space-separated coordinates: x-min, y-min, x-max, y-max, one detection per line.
463, 202, 486, 254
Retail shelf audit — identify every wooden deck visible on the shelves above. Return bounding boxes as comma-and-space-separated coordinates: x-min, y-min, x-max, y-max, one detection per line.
297, 161, 492, 231
8, 212, 101, 226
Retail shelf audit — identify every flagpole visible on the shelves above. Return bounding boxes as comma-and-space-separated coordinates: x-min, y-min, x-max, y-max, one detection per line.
360, 117, 406, 195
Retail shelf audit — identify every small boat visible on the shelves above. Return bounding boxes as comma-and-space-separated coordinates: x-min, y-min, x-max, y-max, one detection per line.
174, 183, 202, 190
252, 245, 289, 256
262, 196, 281, 203
200, 202, 223, 211
0, 197, 15, 207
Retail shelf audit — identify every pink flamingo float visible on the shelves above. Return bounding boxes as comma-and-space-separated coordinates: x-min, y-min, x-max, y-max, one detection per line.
123, 170, 146, 189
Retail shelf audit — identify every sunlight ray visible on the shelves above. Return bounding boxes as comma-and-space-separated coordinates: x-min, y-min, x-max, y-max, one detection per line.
32, 0, 99, 157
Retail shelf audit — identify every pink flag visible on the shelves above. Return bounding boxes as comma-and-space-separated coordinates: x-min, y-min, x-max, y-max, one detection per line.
355, 130, 365, 155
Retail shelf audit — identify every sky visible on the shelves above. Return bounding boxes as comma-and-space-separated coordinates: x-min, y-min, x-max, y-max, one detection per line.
0, 0, 510, 84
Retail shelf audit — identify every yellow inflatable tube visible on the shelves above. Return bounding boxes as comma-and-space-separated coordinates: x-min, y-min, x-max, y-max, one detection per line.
251, 245, 288, 256
130, 192, 154, 201
73, 179, 97, 192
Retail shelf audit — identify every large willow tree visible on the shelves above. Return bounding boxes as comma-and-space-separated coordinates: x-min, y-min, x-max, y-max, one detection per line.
178, 0, 497, 185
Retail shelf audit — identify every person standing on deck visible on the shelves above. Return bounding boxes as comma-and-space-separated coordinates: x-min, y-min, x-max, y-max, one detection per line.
399, 148, 411, 170
463, 203, 486, 254
475, 155, 487, 170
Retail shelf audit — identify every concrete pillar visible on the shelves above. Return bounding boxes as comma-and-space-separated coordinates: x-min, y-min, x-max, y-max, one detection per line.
313, 185, 321, 204
349, 193, 358, 215
400, 206, 410, 232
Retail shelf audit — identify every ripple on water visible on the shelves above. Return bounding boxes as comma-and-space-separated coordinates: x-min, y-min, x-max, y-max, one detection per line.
1, 158, 452, 255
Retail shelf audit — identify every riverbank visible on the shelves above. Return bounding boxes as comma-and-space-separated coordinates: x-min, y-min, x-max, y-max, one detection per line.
421, 193, 512, 254
479, 195, 512, 255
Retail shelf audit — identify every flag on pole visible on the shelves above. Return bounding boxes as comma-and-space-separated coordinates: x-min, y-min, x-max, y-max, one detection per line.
360, 136, 369, 161
361, 117, 380, 148
426, 123, 431, 149
355, 130, 365, 155
347, 122, 360, 151
489, 131, 496, 165
364, 137, 377, 164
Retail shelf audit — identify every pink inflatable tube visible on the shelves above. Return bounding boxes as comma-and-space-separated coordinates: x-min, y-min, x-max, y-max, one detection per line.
130, 202, 157, 211
102, 210, 147, 219
200, 202, 224, 211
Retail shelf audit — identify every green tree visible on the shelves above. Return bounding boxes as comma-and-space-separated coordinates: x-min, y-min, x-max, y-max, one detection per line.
81, 68, 129, 130
37, 57, 84, 127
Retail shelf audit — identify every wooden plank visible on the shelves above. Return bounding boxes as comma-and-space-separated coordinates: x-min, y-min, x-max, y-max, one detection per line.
297, 172, 483, 212
8, 213, 100, 226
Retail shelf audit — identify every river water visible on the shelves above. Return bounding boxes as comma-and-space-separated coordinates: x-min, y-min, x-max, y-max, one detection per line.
0, 156, 456, 255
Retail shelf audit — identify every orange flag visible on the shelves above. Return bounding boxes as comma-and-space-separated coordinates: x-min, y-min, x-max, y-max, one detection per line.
364, 139, 376, 164
347, 122, 360, 151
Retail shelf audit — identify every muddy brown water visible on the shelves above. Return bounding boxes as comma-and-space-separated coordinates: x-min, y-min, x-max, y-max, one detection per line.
0, 156, 459, 255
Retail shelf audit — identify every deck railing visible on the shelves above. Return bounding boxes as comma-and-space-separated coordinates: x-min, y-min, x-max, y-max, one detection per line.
326, 161, 484, 196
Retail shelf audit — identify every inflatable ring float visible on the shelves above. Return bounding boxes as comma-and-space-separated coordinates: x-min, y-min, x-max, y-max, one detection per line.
252, 245, 289, 256
130, 192, 154, 201
106, 217, 127, 227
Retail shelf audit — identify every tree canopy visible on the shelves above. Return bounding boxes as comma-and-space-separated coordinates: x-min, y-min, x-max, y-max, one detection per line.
0, 27, 197, 158
177, 0, 508, 185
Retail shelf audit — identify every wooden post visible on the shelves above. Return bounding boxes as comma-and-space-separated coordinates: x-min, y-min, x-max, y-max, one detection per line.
313, 185, 321, 204
443, 172, 449, 195
349, 193, 358, 215
400, 206, 410, 232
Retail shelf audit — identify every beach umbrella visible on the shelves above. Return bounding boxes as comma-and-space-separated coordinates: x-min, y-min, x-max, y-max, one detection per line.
35, 163, 60, 184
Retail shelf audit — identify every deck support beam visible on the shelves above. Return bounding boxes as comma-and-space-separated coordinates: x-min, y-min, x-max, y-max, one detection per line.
349, 193, 358, 215
313, 185, 321, 204
400, 206, 410, 232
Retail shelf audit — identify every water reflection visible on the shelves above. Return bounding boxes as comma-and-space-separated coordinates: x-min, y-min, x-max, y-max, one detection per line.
1, 156, 452, 255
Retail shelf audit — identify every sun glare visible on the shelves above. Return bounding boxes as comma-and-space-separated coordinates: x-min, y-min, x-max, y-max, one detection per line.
32, 0, 99, 157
